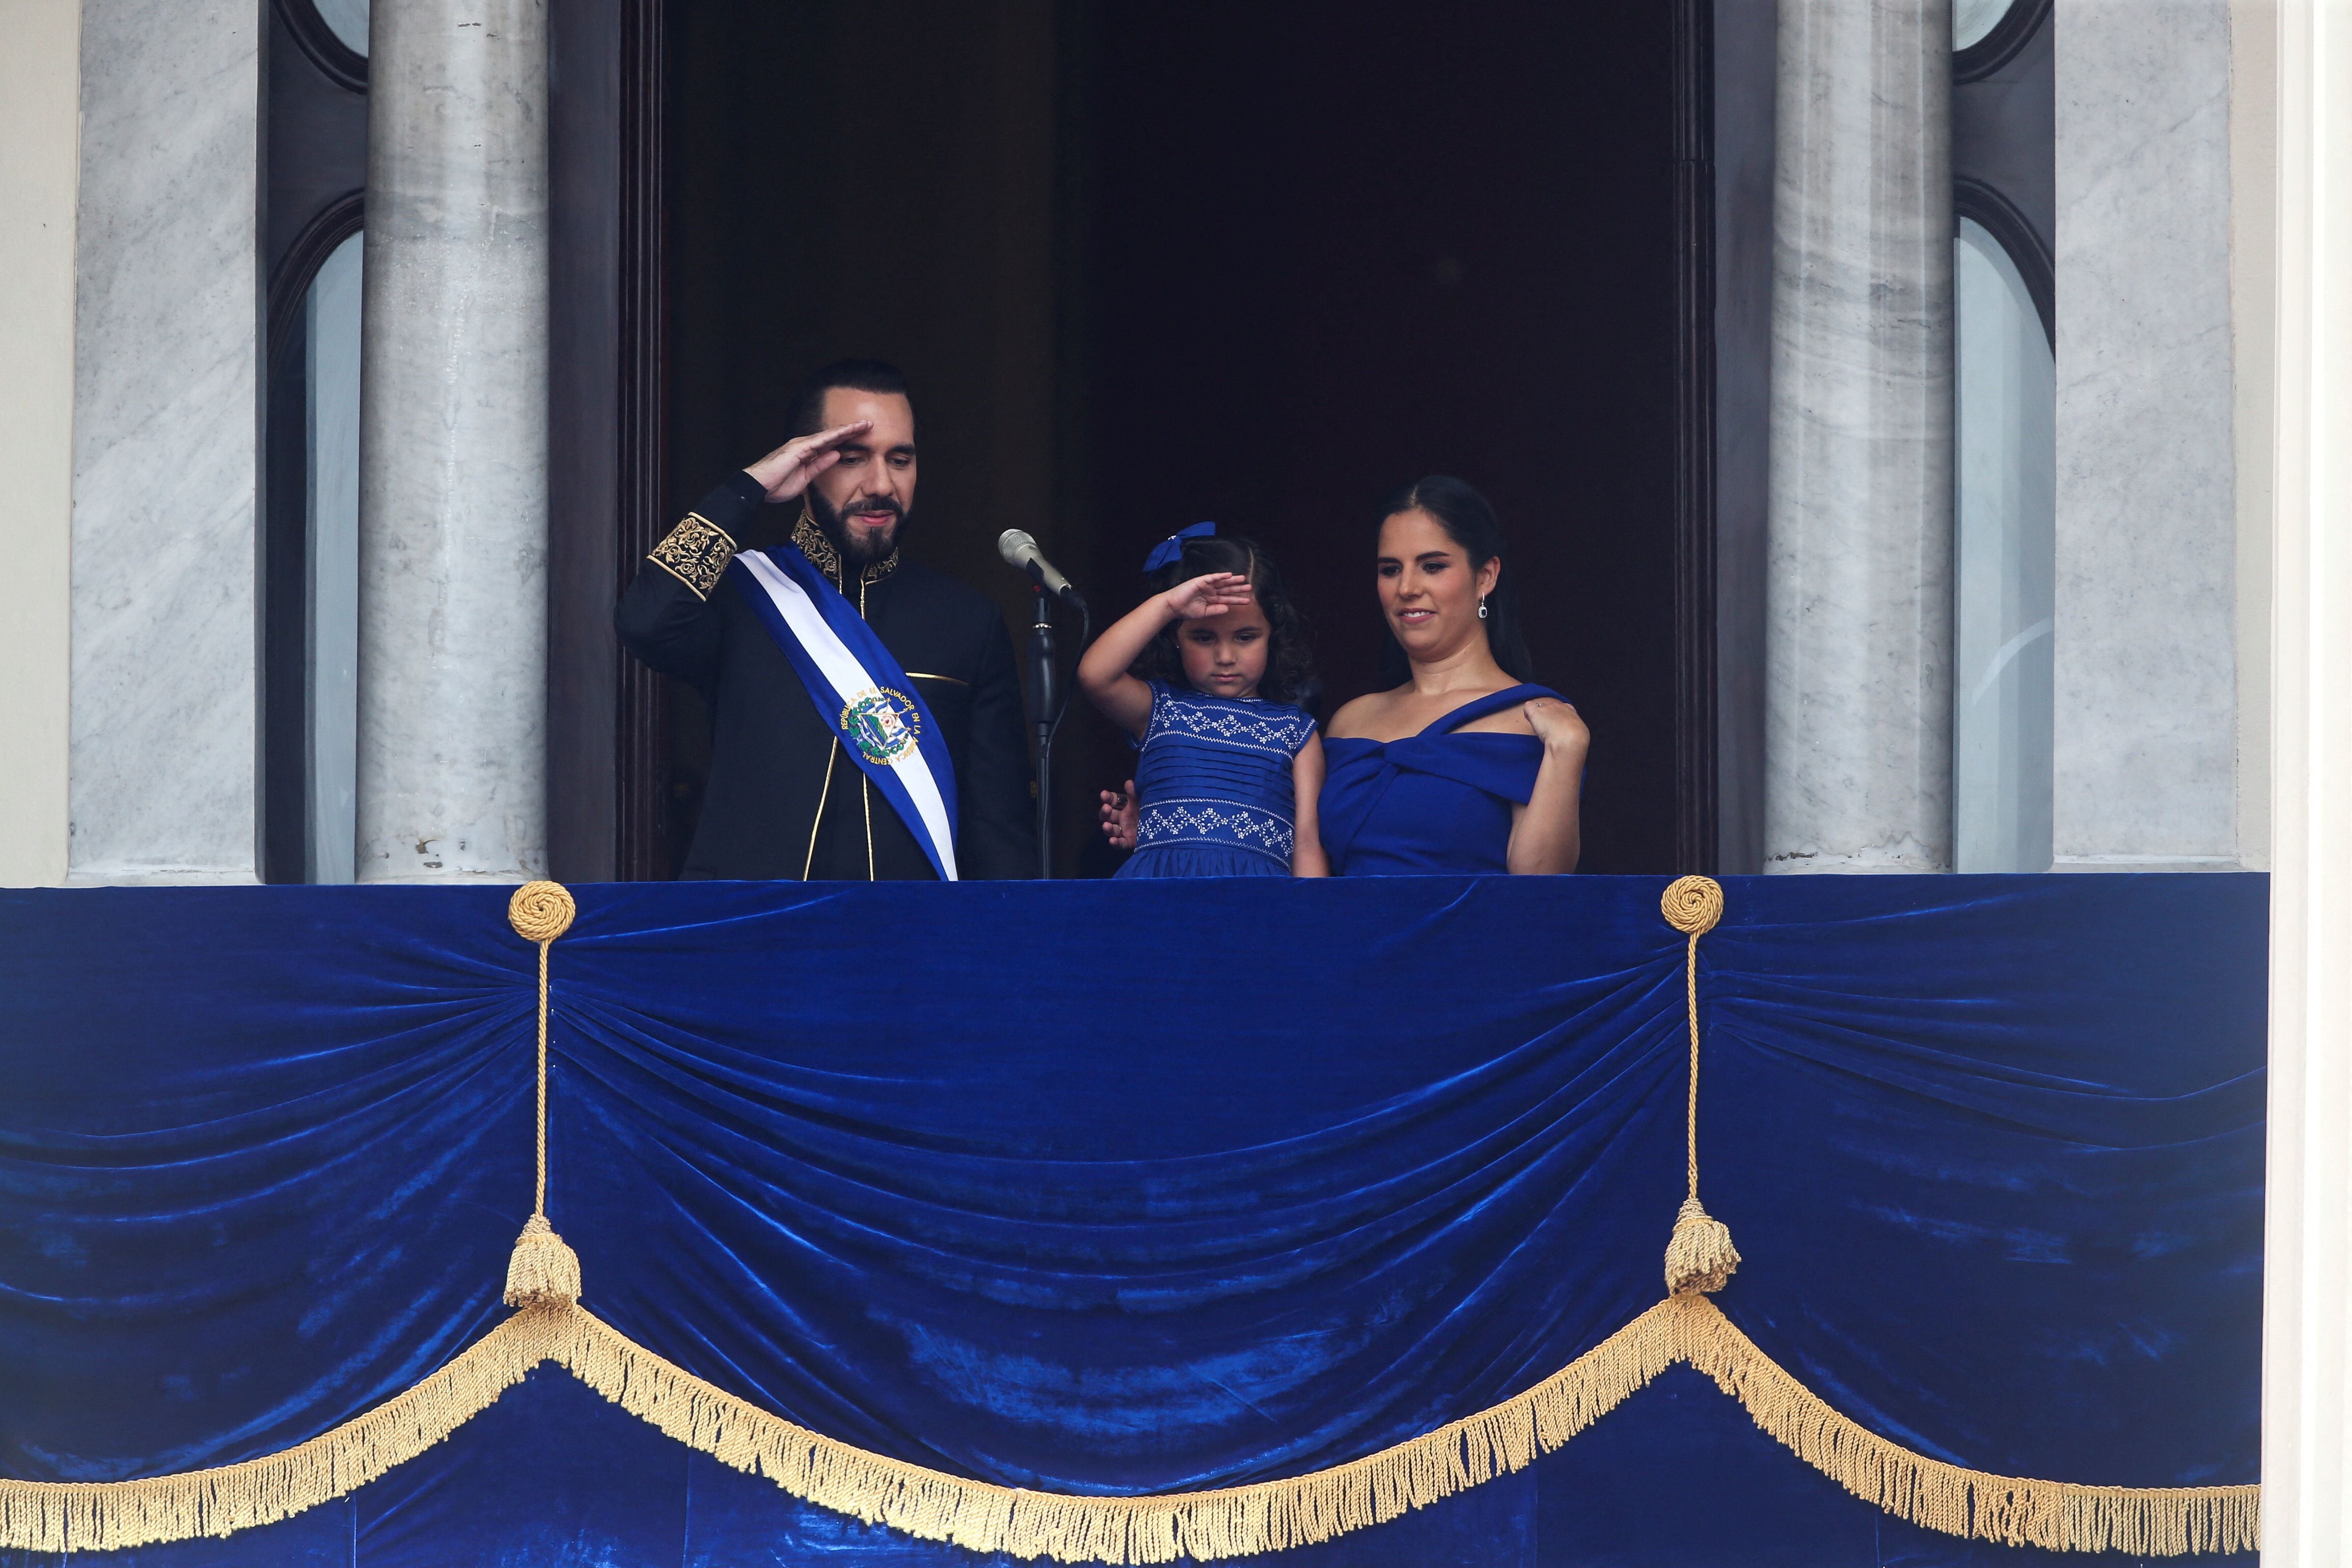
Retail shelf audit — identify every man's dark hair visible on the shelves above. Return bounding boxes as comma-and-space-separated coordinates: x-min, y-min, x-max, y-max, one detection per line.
788, 359, 912, 438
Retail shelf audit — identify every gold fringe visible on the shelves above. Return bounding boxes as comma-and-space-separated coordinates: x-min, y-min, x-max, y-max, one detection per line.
0, 1309, 571, 1553
0, 1298, 2259, 1559
544, 1300, 1687, 1563
1670, 1294, 2260, 1557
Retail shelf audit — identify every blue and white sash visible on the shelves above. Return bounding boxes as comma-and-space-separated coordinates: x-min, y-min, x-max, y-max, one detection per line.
730, 547, 959, 880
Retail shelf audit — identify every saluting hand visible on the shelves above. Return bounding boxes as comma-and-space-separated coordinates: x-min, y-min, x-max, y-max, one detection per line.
744, 421, 873, 503
1163, 572, 1254, 620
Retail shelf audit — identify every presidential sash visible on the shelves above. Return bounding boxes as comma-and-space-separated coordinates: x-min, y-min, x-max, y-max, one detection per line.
730, 546, 960, 880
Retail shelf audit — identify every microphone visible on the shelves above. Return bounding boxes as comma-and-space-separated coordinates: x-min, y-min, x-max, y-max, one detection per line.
997, 529, 1086, 610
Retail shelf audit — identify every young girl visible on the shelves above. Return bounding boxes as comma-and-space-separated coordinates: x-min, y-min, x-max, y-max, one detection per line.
1077, 527, 1328, 877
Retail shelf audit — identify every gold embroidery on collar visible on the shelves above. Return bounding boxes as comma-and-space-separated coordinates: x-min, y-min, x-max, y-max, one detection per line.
646, 512, 738, 600
793, 513, 899, 589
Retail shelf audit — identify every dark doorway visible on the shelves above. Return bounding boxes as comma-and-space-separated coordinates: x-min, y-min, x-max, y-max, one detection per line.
647, 0, 1688, 877
1069, 4, 1682, 876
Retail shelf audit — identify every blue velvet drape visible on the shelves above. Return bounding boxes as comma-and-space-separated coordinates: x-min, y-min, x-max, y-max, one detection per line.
0, 875, 2264, 1566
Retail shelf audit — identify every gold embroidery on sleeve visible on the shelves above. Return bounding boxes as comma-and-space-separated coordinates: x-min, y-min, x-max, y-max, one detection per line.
647, 513, 739, 600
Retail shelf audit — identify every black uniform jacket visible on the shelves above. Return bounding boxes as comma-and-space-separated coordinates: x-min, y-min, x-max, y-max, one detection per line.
616, 473, 1036, 880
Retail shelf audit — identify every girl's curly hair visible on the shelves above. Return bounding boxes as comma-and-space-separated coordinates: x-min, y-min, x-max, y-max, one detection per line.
1126, 533, 1316, 706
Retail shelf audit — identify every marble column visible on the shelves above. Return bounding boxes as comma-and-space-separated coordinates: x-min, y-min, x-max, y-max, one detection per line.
1763, 0, 1955, 872
357, 0, 549, 881
66, 0, 263, 884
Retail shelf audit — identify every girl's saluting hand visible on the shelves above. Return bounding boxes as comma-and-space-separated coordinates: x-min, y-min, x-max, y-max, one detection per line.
1164, 572, 1255, 620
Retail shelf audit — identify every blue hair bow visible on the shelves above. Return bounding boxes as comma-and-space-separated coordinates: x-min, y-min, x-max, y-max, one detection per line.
1143, 521, 1216, 574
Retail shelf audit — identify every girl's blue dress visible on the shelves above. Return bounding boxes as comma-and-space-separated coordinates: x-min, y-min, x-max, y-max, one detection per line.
1116, 682, 1317, 878
1318, 683, 1564, 875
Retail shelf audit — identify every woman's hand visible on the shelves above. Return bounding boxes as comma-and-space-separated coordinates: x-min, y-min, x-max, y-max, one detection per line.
1507, 699, 1585, 875
1524, 697, 1589, 759
1164, 573, 1254, 621
1098, 781, 1140, 851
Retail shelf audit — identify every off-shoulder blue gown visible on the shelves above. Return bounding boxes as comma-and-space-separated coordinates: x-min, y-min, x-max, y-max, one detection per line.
1317, 683, 1564, 875
1115, 682, 1318, 878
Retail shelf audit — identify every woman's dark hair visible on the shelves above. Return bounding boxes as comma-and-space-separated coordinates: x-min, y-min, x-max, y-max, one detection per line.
1128, 533, 1316, 705
1375, 476, 1535, 685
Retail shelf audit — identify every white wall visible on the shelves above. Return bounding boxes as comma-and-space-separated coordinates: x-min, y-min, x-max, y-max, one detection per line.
0, 0, 81, 887
66, 0, 262, 884
2052, 0, 2251, 870
2259, 1, 2352, 1558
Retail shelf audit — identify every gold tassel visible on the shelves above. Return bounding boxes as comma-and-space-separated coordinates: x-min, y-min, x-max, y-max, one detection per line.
1658, 879, 1739, 1297
504, 1213, 583, 1309
1663, 1194, 1741, 1296
501, 883, 582, 1311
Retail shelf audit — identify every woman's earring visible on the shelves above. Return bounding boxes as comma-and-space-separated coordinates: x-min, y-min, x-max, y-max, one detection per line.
1478, 597, 1489, 620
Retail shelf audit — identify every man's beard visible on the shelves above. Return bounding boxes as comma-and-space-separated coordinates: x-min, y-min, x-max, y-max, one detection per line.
808, 489, 909, 568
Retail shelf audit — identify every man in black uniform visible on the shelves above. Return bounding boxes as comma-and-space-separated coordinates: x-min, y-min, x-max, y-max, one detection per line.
617, 361, 1035, 879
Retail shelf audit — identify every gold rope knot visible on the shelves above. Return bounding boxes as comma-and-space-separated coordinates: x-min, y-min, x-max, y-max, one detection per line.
1660, 875, 1723, 936
1664, 1194, 1741, 1296
504, 1212, 583, 1309
508, 881, 577, 945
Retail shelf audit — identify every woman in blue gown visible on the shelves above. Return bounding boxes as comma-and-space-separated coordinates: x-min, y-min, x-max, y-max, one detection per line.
1317, 477, 1587, 875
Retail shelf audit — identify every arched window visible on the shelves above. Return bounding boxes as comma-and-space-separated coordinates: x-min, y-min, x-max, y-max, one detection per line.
280, 0, 368, 88
262, 0, 367, 880
311, 0, 367, 55
302, 232, 364, 883
1952, 215, 2055, 872
264, 203, 363, 883
1954, 0, 2015, 51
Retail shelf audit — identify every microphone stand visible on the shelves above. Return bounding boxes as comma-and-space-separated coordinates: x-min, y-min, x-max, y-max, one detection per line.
1022, 578, 1091, 880
1026, 585, 1058, 880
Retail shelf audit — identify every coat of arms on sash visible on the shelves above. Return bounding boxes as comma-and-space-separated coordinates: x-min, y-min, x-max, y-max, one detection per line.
840, 687, 923, 765
728, 542, 960, 879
